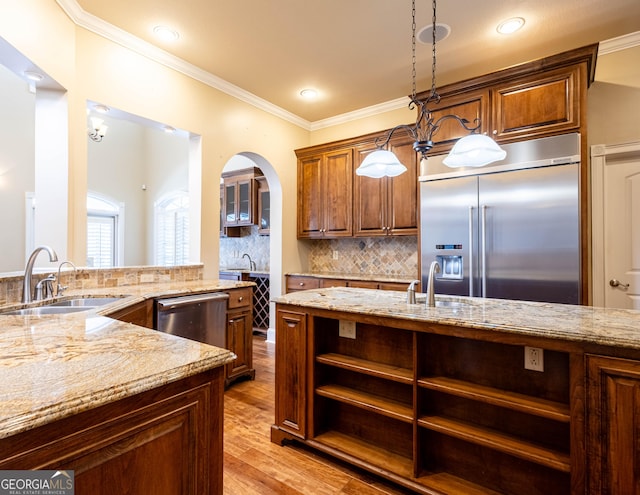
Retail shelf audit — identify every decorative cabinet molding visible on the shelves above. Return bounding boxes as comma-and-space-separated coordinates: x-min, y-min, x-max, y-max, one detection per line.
285, 274, 409, 293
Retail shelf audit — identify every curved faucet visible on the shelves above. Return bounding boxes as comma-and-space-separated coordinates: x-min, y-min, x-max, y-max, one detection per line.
426, 261, 441, 308
242, 253, 256, 271
22, 246, 58, 303
56, 260, 78, 296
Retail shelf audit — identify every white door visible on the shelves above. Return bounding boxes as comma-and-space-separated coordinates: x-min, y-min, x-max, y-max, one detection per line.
592, 142, 640, 309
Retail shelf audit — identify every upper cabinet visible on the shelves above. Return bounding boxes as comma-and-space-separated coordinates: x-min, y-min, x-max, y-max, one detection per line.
297, 147, 353, 239
354, 136, 418, 236
222, 167, 262, 228
419, 44, 597, 155
256, 176, 270, 235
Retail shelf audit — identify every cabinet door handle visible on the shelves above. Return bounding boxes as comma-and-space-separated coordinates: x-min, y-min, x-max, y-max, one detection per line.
238, 296, 243, 302
299, 282, 305, 286
492, 129, 498, 135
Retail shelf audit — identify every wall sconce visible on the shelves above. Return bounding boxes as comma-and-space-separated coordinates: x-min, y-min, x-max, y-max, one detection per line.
88, 117, 108, 142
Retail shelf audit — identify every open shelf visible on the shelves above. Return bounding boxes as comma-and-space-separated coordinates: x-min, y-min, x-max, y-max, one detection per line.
418, 415, 571, 473
316, 384, 413, 422
316, 353, 413, 384
418, 376, 570, 422
313, 431, 502, 495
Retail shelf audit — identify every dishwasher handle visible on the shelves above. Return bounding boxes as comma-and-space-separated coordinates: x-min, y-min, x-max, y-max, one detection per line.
156, 292, 229, 311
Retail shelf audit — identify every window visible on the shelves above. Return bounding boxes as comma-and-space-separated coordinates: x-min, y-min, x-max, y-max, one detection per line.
155, 192, 189, 266
87, 193, 123, 267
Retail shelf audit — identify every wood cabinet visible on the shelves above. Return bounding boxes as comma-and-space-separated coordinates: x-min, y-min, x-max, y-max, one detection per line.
256, 176, 270, 235
225, 287, 255, 386
418, 44, 597, 154
272, 309, 307, 441
286, 274, 409, 293
272, 304, 585, 495
222, 168, 262, 227
107, 299, 154, 328
354, 136, 418, 236
0, 368, 225, 495
586, 354, 640, 494
297, 147, 353, 238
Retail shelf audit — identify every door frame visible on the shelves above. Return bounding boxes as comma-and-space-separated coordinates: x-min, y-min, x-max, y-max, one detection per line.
590, 140, 640, 307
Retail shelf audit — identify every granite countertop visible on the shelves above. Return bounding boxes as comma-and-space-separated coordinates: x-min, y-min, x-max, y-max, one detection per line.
0, 279, 252, 440
286, 272, 416, 284
274, 287, 640, 351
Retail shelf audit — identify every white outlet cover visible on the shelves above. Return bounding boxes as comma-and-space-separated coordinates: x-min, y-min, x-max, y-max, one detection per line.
339, 320, 356, 339
524, 346, 544, 372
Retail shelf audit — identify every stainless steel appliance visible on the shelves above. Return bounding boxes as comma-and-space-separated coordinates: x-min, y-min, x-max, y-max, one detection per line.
155, 292, 229, 346
420, 133, 581, 304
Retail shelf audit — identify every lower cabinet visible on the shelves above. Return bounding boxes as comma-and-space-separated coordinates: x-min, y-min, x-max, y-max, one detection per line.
108, 299, 154, 328
272, 305, 586, 495
0, 368, 225, 495
225, 288, 255, 387
587, 354, 640, 494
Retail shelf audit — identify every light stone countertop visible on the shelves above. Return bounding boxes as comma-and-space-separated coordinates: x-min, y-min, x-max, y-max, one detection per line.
274, 287, 640, 351
286, 272, 416, 284
0, 279, 254, 440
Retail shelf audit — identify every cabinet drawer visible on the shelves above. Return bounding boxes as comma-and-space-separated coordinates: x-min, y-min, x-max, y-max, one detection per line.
286, 276, 320, 292
228, 288, 252, 309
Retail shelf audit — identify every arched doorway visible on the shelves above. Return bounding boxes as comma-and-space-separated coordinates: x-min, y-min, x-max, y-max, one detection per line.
220, 152, 282, 343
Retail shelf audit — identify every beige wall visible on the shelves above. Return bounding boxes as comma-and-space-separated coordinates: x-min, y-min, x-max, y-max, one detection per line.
588, 45, 640, 146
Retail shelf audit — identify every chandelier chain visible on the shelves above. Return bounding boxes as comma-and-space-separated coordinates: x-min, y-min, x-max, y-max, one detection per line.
430, 0, 437, 98
411, 0, 417, 100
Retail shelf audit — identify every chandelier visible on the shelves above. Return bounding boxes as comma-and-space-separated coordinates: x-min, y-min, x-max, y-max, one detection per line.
356, 0, 506, 178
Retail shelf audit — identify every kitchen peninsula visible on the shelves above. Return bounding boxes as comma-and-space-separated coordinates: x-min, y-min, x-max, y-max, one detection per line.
271, 287, 640, 495
0, 279, 253, 495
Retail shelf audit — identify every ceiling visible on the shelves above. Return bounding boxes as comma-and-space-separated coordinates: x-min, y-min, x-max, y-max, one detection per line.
68, 0, 640, 124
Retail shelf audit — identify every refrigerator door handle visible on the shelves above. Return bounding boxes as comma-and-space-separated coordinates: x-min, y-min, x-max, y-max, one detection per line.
481, 204, 488, 298
468, 206, 474, 297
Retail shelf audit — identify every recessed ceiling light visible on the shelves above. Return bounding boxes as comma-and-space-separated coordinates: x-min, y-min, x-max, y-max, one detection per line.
24, 71, 44, 82
94, 104, 110, 114
497, 17, 525, 35
153, 25, 180, 42
300, 89, 318, 100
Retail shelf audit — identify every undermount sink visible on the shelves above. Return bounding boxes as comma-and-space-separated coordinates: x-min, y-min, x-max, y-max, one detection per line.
1, 296, 127, 316
2, 306, 92, 316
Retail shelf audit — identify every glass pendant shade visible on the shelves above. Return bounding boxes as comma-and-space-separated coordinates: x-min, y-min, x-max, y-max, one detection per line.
356, 149, 408, 178
443, 134, 506, 168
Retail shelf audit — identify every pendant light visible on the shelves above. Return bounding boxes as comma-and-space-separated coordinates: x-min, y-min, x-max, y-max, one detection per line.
356, 0, 505, 178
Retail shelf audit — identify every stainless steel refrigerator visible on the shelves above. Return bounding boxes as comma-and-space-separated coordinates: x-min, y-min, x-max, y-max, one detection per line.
420, 133, 581, 304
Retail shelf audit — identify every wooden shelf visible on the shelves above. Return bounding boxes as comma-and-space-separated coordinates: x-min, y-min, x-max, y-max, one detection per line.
313, 431, 501, 495
418, 376, 570, 422
316, 384, 413, 423
418, 415, 570, 473
313, 430, 414, 478
316, 353, 413, 384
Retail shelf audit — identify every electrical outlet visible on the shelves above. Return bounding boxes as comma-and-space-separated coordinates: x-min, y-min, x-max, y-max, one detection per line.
524, 346, 544, 372
332, 250, 339, 260
338, 320, 356, 339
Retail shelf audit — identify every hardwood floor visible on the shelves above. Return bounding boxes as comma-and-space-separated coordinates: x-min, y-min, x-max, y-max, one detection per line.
223, 335, 415, 495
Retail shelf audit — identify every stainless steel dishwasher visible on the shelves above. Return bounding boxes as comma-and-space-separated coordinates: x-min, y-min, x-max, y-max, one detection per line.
155, 292, 229, 347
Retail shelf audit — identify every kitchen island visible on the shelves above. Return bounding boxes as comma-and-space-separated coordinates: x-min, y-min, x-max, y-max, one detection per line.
0, 280, 252, 495
271, 287, 640, 495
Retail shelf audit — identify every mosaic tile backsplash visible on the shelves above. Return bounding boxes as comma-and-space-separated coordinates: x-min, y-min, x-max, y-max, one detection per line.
309, 236, 418, 277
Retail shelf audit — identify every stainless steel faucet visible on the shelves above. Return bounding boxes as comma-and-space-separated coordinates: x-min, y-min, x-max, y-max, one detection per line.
426, 261, 441, 308
22, 246, 59, 303
407, 280, 420, 304
242, 253, 256, 271
56, 261, 78, 296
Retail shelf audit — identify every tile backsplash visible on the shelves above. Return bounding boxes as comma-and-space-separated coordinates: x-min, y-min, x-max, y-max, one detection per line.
219, 225, 270, 270
0, 264, 203, 306
309, 236, 418, 277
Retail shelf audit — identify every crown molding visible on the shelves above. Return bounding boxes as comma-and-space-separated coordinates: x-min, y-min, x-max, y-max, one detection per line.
598, 31, 640, 55
52, 1, 640, 133
55, 0, 311, 130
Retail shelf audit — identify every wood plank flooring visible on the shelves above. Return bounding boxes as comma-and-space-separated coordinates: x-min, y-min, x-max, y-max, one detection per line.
223, 335, 415, 495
